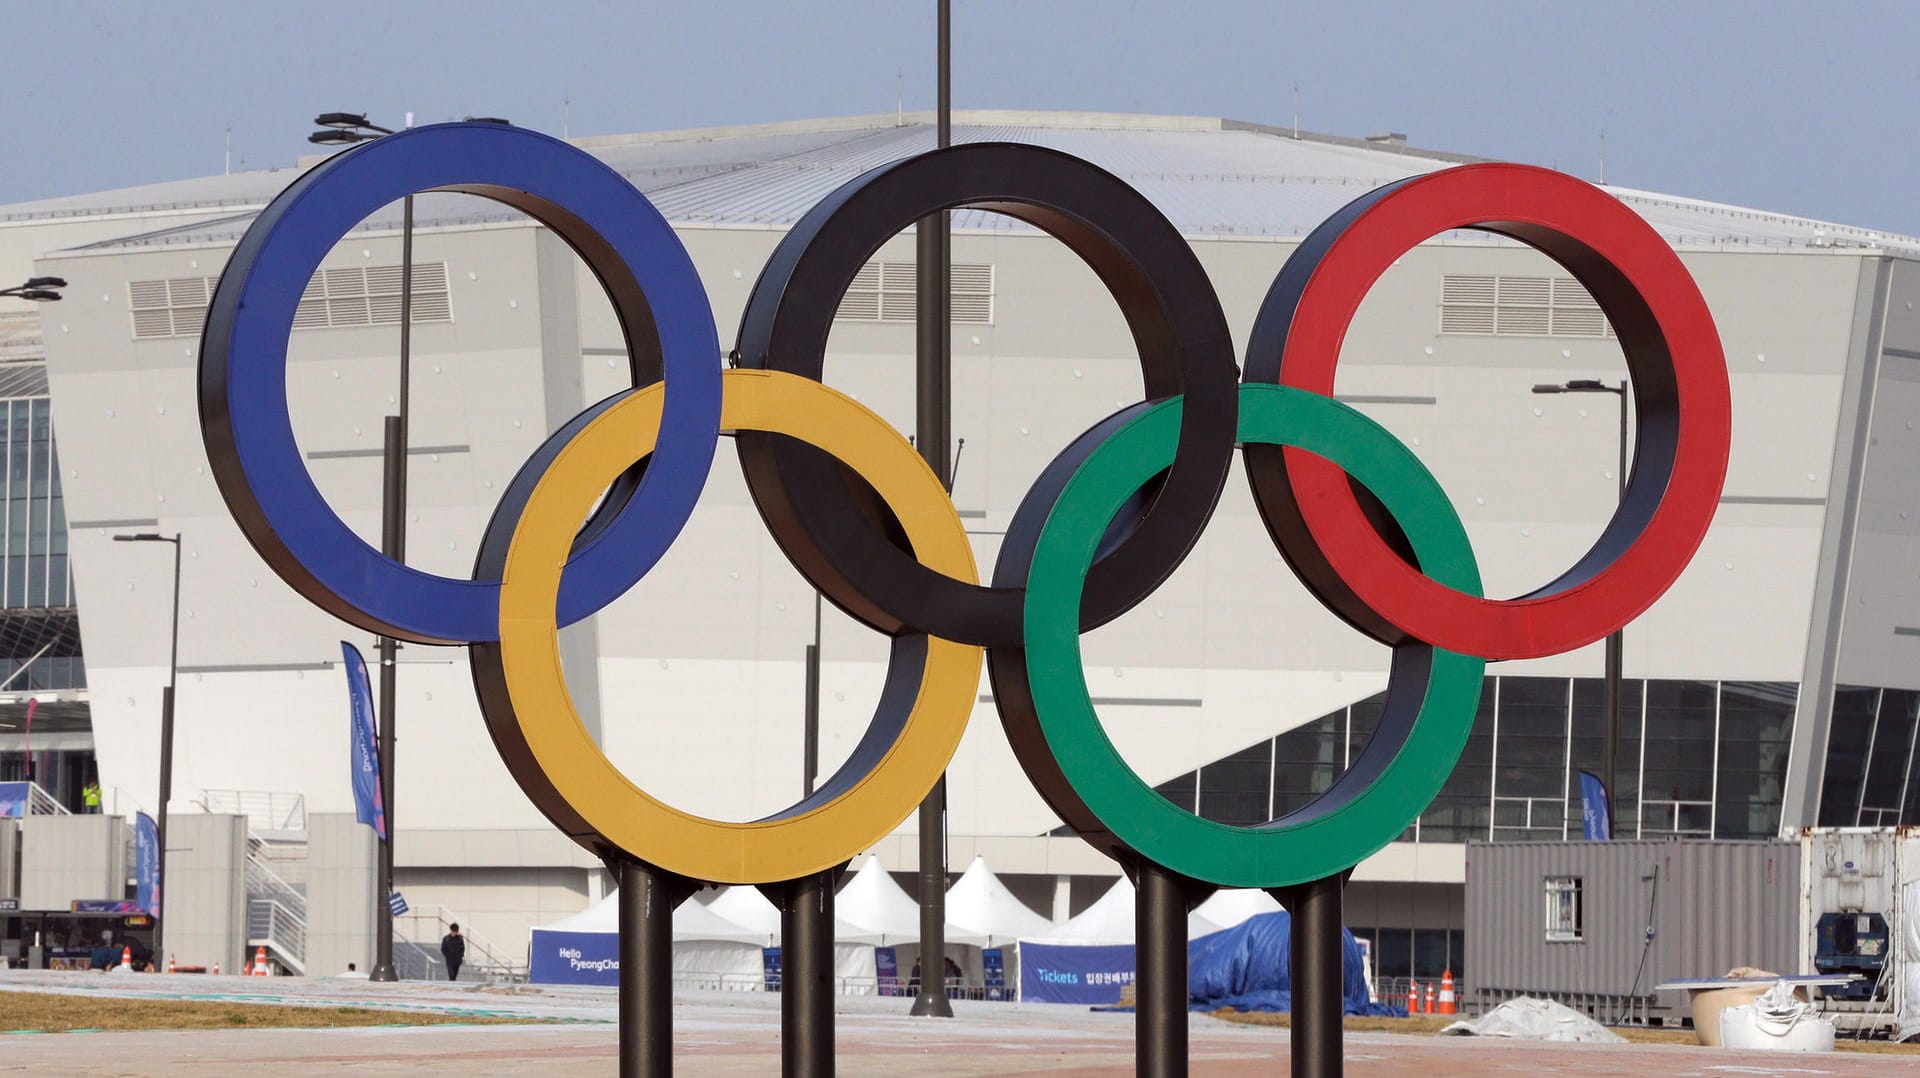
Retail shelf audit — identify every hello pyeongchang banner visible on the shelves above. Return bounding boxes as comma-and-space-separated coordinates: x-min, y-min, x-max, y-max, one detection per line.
530, 928, 621, 986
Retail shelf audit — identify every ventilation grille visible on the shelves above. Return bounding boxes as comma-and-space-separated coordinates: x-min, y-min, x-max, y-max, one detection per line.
1439, 274, 1615, 338
836, 261, 994, 325
130, 263, 453, 340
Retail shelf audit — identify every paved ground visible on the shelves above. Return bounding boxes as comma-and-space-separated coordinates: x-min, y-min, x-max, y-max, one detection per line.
1, 971, 1913, 1076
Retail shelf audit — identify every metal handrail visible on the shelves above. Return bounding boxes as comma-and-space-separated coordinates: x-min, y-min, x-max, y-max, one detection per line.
246, 897, 307, 976
396, 904, 524, 982
199, 789, 307, 832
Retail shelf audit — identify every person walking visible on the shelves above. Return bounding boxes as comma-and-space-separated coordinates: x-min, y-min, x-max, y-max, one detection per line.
440, 923, 465, 982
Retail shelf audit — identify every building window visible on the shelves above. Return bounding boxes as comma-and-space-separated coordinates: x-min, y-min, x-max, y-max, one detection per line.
1544, 876, 1583, 941
834, 261, 994, 325
1438, 274, 1615, 338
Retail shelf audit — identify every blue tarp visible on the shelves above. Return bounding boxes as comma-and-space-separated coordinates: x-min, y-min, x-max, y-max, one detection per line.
1187, 911, 1402, 1016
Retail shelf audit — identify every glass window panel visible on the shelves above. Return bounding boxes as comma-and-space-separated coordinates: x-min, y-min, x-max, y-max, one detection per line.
1860, 688, 1919, 822
1494, 678, 1570, 834
1273, 712, 1343, 818
1569, 678, 1644, 837
1714, 682, 1795, 838
1420, 681, 1495, 842
1375, 928, 1412, 980
1348, 691, 1386, 767
1154, 772, 1196, 815
1413, 928, 1453, 978
1819, 686, 1879, 827
1642, 680, 1717, 804
1198, 739, 1272, 826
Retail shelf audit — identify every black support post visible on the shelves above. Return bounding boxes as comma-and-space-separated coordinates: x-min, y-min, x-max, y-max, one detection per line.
1135, 862, 1198, 1078
617, 859, 690, 1078
1277, 874, 1347, 1078
770, 868, 841, 1077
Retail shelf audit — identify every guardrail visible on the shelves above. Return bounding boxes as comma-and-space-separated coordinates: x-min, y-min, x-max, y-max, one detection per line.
246, 897, 307, 976
395, 905, 524, 983
1468, 986, 1651, 1025
200, 789, 306, 832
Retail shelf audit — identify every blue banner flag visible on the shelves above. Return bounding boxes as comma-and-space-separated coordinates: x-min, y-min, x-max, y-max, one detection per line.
134, 811, 159, 916
342, 643, 386, 841
1579, 770, 1612, 841
0, 781, 27, 818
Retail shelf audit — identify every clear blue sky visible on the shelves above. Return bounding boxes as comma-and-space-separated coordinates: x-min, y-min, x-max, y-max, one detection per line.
5, 1, 1917, 233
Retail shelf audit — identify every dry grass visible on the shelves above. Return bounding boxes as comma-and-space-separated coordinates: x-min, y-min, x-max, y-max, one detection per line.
0, 991, 537, 1033
1208, 1009, 1920, 1055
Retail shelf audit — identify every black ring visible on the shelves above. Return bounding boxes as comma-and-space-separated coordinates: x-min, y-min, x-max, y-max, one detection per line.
732, 142, 1239, 649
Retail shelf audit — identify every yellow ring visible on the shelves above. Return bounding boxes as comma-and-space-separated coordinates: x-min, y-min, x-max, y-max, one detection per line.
495, 369, 982, 883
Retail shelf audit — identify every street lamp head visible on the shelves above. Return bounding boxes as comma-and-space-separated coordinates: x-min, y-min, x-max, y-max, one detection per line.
1565, 378, 1610, 392
23, 276, 66, 289
462, 116, 511, 126
1530, 383, 1567, 394
314, 112, 372, 130
309, 129, 371, 146
17, 290, 61, 302
113, 532, 174, 544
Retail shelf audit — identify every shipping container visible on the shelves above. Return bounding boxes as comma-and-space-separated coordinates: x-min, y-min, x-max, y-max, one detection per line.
1465, 838, 1800, 1025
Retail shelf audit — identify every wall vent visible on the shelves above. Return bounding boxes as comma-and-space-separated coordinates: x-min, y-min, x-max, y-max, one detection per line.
835, 261, 994, 325
130, 262, 453, 340
1439, 273, 1615, 339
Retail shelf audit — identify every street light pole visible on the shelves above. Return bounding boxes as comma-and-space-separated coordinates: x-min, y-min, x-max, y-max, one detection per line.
113, 532, 180, 966
1532, 378, 1628, 835
911, 0, 954, 1020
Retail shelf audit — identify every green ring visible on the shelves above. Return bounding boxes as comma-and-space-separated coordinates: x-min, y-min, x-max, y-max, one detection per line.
1021, 383, 1486, 887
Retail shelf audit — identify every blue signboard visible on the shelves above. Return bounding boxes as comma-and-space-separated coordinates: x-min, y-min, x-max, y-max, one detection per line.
1018, 942, 1136, 1005
388, 891, 409, 917
982, 947, 1008, 1001
529, 927, 619, 986
763, 946, 783, 992
71, 900, 142, 915
0, 781, 26, 818
1579, 770, 1612, 841
342, 643, 387, 841
134, 812, 159, 918
875, 946, 899, 996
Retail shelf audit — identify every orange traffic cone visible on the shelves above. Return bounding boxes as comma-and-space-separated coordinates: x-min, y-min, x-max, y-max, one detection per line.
166, 955, 176, 974
1423, 982, 1435, 1014
120, 945, 132, 969
212, 961, 220, 975
1405, 981, 1418, 1015
250, 946, 269, 976
1438, 969, 1456, 1015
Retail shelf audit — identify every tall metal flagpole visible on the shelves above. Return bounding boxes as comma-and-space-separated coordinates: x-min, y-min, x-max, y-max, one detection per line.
910, 0, 954, 1020
370, 192, 413, 983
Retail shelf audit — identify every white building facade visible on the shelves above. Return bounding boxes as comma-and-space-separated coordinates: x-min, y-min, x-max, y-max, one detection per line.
5, 111, 1919, 983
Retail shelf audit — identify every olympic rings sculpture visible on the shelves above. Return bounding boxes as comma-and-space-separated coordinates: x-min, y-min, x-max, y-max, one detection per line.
199, 123, 1730, 890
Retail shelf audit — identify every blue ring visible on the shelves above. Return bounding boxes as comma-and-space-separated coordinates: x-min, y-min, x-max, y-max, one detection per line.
198, 123, 722, 643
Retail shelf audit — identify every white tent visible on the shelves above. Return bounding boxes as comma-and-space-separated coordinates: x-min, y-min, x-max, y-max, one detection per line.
1191, 888, 1284, 937
534, 889, 767, 944
708, 882, 884, 997
1036, 876, 1221, 944
944, 855, 1052, 948
834, 856, 923, 945
527, 890, 766, 988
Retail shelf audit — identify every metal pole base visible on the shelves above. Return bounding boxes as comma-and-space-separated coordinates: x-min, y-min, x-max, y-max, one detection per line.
1137, 861, 1209, 1078
765, 865, 846, 1078
612, 856, 696, 1078
1273, 873, 1349, 1078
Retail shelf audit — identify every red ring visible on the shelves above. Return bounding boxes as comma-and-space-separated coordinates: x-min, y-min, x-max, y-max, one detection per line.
1263, 163, 1729, 659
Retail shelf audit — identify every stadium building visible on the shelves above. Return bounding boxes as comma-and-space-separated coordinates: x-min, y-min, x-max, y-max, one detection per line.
3, 110, 1920, 982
